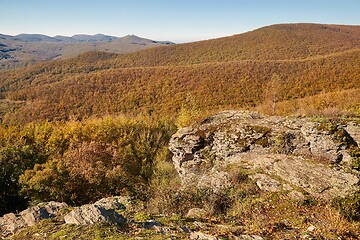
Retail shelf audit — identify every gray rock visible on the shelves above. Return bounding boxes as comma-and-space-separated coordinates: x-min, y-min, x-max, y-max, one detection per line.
20, 201, 68, 226
249, 173, 283, 192
190, 231, 218, 240
272, 155, 358, 199
306, 225, 316, 232
345, 122, 360, 146
142, 220, 164, 232
185, 208, 208, 219
234, 235, 264, 240
94, 196, 127, 211
234, 153, 359, 199
169, 111, 360, 199
0, 213, 27, 237
288, 190, 306, 201
64, 204, 126, 226
0, 201, 68, 237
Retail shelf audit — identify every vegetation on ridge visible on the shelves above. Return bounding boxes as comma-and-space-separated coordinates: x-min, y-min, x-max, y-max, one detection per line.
0, 50, 359, 124
0, 23, 359, 239
0, 116, 175, 214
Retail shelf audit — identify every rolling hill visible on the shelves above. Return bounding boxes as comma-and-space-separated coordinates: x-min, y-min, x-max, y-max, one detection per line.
1, 23, 360, 240
0, 33, 174, 70
0, 23, 359, 124
110, 23, 360, 67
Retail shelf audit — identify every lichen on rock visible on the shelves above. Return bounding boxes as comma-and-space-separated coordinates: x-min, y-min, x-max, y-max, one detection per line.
169, 110, 360, 199
0, 201, 68, 237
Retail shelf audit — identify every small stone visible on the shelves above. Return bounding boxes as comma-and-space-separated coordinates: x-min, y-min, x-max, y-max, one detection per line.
283, 184, 293, 191
185, 208, 208, 219
190, 231, 218, 240
179, 226, 191, 233
94, 196, 127, 210
288, 190, 306, 201
142, 220, 162, 230
307, 225, 316, 232
234, 235, 264, 240
193, 221, 207, 229
249, 174, 282, 192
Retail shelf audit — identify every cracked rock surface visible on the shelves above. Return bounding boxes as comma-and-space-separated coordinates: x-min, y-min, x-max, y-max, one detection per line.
169, 111, 360, 199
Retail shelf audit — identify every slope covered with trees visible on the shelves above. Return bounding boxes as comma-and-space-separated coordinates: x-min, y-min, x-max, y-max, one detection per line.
1, 52, 359, 123
0, 24, 359, 123
110, 23, 360, 67
0, 23, 360, 239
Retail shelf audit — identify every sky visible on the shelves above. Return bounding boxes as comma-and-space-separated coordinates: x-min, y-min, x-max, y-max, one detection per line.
0, 0, 359, 43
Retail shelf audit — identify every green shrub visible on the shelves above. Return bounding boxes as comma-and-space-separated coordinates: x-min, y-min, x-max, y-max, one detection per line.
332, 192, 360, 221
0, 145, 47, 214
19, 116, 176, 206
272, 130, 295, 154
348, 146, 360, 170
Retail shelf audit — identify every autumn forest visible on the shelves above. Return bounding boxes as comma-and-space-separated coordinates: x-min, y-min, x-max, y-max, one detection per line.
0, 23, 360, 239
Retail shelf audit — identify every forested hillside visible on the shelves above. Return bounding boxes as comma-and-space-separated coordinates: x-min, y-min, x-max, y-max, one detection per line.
111, 23, 360, 67
1, 23, 360, 239
0, 23, 359, 124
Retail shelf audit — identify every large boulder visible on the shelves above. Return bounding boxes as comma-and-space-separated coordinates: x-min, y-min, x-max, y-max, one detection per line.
169, 111, 360, 199
64, 204, 126, 226
0, 201, 68, 237
64, 197, 127, 226
345, 122, 360, 146
240, 153, 358, 199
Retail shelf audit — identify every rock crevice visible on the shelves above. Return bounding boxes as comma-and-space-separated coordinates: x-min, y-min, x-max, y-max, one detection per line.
170, 111, 360, 199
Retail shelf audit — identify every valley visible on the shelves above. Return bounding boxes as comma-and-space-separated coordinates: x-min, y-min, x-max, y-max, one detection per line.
0, 33, 174, 70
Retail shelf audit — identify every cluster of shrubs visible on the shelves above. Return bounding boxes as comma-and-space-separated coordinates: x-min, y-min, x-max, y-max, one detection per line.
0, 113, 359, 238
0, 116, 176, 214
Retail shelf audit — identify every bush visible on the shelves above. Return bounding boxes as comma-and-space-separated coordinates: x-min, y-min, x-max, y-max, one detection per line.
0, 145, 47, 215
18, 116, 176, 206
148, 162, 259, 218
332, 192, 360, 221
348, 146, 360, 170
20, 142, 126, 204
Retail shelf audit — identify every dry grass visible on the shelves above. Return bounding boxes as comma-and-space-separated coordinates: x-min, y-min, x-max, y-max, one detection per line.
144, 162, 360, 238
255, 88, 360, 117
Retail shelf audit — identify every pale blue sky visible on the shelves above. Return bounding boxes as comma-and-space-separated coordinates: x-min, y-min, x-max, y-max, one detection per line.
0, 0, 359, 42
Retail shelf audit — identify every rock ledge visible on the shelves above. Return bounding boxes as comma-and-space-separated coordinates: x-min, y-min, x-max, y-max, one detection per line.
170, 111, 360, 199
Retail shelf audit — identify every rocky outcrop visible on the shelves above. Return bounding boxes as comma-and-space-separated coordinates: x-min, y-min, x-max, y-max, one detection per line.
239, 153, 358, 199
169, 111, 360, 199
0, 195, 268, 238
64, 196, 127, 225
64, 204, 126, 226
0, 197, 128, 237
0, 201, 68, 237
0, 194, 269, 239
345, 122, 360, 145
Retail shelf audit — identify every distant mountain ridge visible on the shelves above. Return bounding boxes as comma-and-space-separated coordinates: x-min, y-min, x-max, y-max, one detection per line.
0, 33, 175, 69
14, 34, 60, 42
5, 33, 173, 43
11, 33, 122, 43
